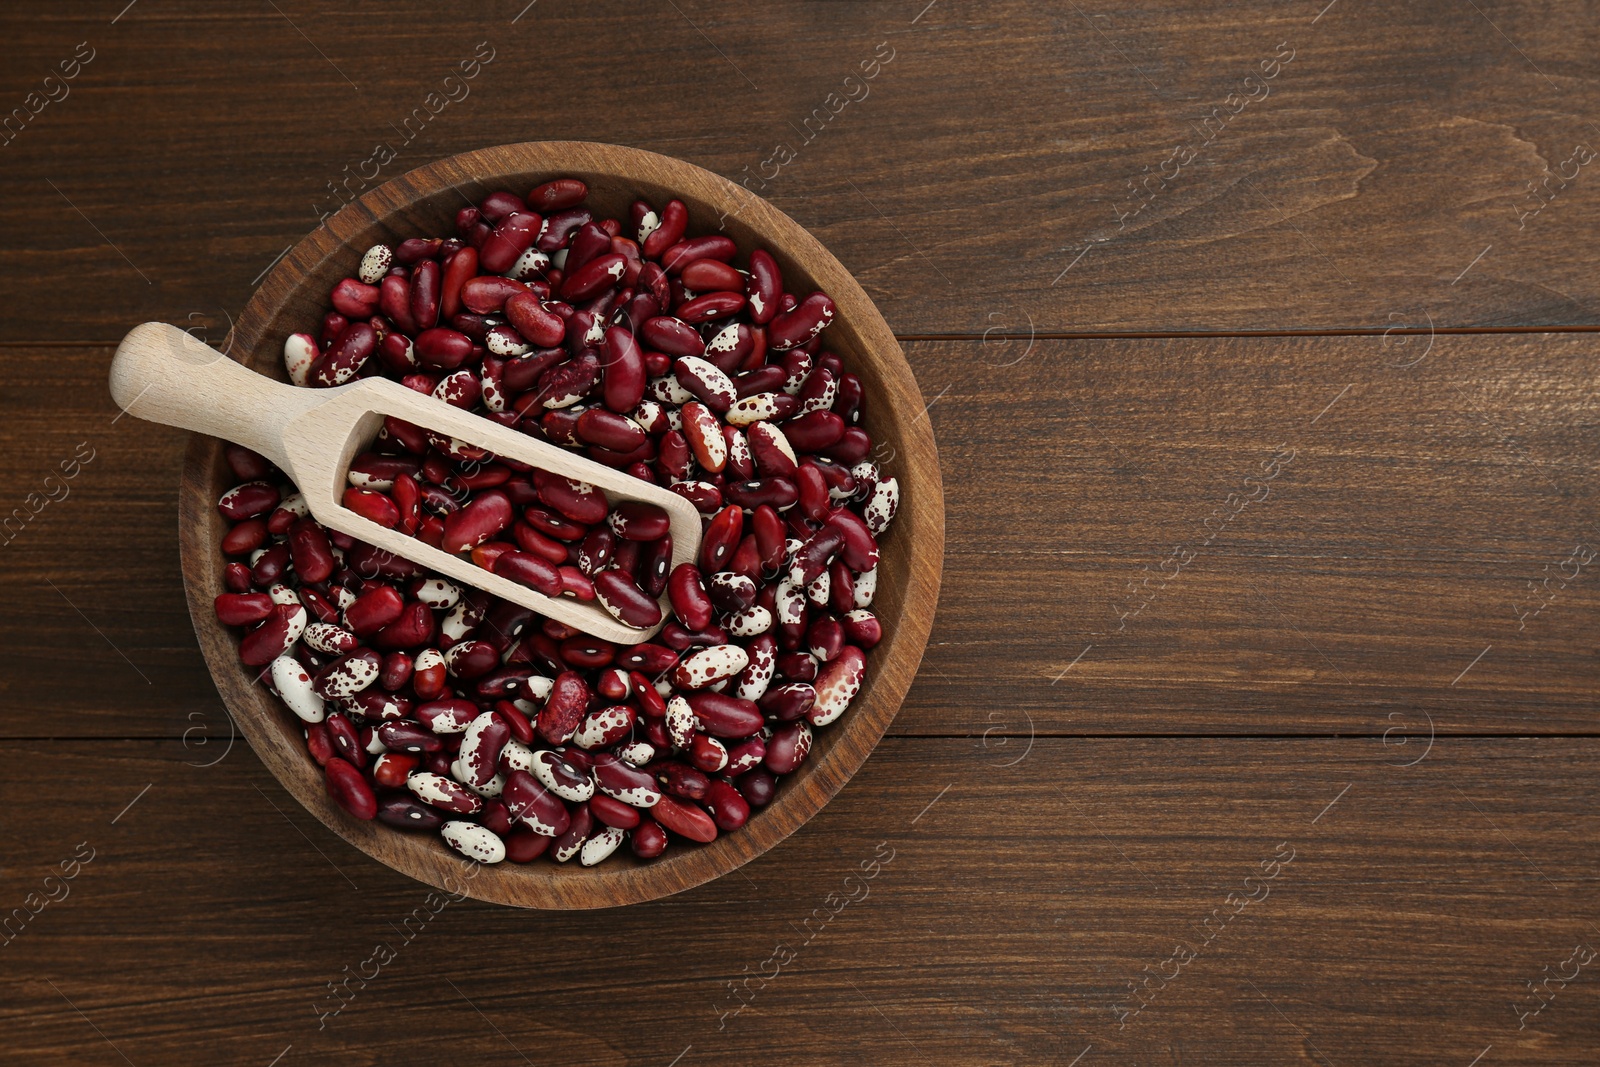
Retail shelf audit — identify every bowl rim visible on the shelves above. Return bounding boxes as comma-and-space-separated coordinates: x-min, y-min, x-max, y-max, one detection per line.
179, 140, 945, 908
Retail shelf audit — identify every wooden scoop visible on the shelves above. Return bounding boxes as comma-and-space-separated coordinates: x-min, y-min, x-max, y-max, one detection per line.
110, 321, 700, 643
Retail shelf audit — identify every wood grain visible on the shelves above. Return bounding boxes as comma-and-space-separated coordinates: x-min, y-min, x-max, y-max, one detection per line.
2, 737, 1596, 1065
3, 1, 1599, 1060
6, 334, 1597, 739
3, 2, 1600, 340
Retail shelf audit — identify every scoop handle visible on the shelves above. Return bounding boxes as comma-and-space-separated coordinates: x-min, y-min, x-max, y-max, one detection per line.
109, 323, 325, 473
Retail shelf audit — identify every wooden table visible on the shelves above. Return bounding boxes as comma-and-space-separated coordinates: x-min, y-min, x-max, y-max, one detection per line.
3, 2, 1598, 1063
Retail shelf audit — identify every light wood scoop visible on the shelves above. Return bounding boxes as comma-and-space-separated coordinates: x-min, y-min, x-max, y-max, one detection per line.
111, 321, 700, 643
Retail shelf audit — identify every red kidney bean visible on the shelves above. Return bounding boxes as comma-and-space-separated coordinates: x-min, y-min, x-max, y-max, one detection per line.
607, 500, 670, 542
631, 817, 668, 858
378, 794, 446, 832
640, 315, 705, 357
376, 721, 443, 753
218, 481, 280, 521
559, 252, 626, 301
324, 713, 365, 768
704, 778, 750, 831
441, 490, 513, 554
227, 179, 903, 868
642, 198, 686, 259
651, 794, 717, 843
324, 757, 377, 820
592, 753, 662, 808
783, 410, 846, 451
239, 603, 307, 666
589, 793, 641, 829
330, 277, 381, 319
221, 519, 267, 556
686, 692, 764, 739
745, 249, 783, 324
343, 584, 404, 636
505, 827, 552, 862
444, 639, 499, 679
690, 734, 729, 773
251, 543, 290, 587
493, 549, 563, 595
661, 235, 737, 274
565, 222, 614, 275
527, 178, 587, 212
639, 534, 673, 597
409, 259, 441, 330
372, 599, 436, 650
677, 291, 746, 324
480, 211, 544, 274
826, 508, 880, 572
413, 327, 474, 370
502, 291, 564, 348
600, 325, 647, 413
758, 684, 812, 726
286, 517, 335, 583
737, 768, 777, 807
215, 592, 274, 626
765, 720, 813, 774
768, 292, 835, 351
440, 246, 477, 321
594, 569, 663, 628
576, 408, 646, 452
699, 505, 743, 572
342, 487, 400, 529
680, 258, 744, 293
659, 762, 711, 801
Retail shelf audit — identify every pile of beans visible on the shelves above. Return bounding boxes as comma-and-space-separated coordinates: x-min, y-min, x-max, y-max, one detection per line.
213, 179, 899, 867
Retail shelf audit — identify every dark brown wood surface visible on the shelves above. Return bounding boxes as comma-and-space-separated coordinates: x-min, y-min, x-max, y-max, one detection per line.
4, 1, 1600, 1063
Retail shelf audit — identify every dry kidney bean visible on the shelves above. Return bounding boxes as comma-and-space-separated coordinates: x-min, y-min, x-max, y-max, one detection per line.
217, 181, 902, 869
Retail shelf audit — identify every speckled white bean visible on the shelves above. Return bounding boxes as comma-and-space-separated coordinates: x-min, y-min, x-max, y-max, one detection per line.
499, 739, 535, 774
413, 578, 460, 610
736, 640, 776, 702
303, 622, 357, 655
649, 376, 695, 405
616, 741, 655, 766
635, 209, 660, 245
725, 605, 773, 637
666, 695, 697, 750
863, 476, 899, 535
807, 569, 831, 607
358, 244, 393, 284
672, 644, 750, 690
579, 825, 625, 866
532, 749, 595, 803
283, 333, 317, 388
270, 656, 324, 723
441, 821, 505, 864
808, 646, 866, 727
853, 566, 877, 609
726, 393, 784, 427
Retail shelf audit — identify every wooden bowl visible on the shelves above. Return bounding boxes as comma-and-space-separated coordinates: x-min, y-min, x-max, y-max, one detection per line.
179, 142, 944, 908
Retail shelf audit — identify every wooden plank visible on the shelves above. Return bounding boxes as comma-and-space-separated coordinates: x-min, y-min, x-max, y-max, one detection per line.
1, 737, 1596, 1064
3, 2, 1600, 341
5, 333, 1600, 738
